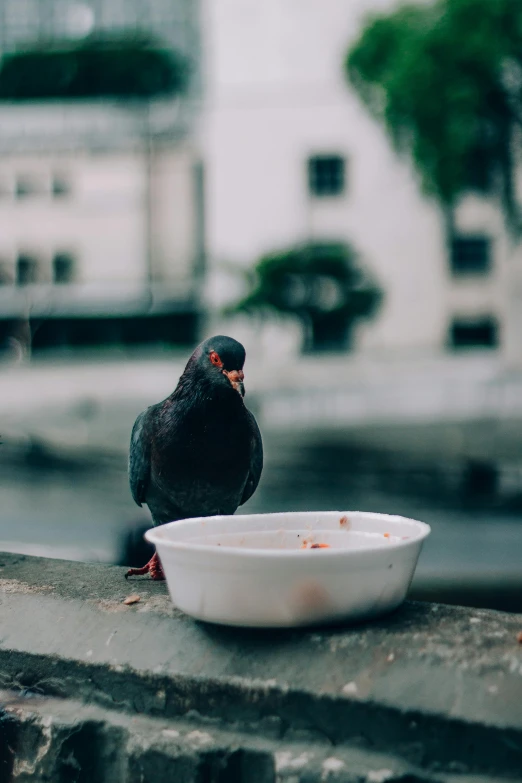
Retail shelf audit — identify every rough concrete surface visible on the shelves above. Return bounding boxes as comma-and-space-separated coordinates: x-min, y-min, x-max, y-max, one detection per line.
2, 689, 520, 783
0, 553, 521, 781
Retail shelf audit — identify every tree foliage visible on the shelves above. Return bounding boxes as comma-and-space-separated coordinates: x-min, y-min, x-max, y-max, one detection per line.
346, 0, 522, 230
229, 242, 382, 352
0, 34, 188, 101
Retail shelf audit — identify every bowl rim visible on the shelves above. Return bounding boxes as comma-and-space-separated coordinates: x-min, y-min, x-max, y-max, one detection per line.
145, 510, 431, 559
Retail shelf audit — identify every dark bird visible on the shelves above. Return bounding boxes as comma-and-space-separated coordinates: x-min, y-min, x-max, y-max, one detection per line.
126, 335, 263, 580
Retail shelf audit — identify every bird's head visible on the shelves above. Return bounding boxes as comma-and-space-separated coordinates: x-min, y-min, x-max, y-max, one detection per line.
194, 335, 246, 397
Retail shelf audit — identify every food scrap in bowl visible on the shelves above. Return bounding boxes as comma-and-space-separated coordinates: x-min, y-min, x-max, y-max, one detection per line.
300, 538, 330, 550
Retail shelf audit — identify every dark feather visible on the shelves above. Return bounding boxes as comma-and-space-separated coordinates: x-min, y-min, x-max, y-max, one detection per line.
240, 409, 263, 506
128, 407, 154, 506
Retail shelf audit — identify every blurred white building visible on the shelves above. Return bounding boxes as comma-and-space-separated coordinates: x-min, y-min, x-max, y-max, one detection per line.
0, 103, 203, 348
0, 0, 204, 350
1, 0, 520, 362
202, 0, 520, 363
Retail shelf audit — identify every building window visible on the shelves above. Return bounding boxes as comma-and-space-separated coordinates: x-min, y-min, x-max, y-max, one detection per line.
15, 177, 39, 199
450, 236, 491, 276
449, 316, 498, 349
52, 176, 71, 198
53, 253, 75, 284
308, 155, 345, 197
16, 255, 38, 285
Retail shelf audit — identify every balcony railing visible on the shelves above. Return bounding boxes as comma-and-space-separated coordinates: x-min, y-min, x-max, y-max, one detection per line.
0, 278, 199, 317
0, 97, 195, 152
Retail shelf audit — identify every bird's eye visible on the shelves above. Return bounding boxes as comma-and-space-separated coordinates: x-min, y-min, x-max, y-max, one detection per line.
209, 351, 223, 367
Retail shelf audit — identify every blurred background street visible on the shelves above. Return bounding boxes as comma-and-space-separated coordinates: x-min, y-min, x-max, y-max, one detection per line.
1, 0, 522, 611
2, 349, 522, 611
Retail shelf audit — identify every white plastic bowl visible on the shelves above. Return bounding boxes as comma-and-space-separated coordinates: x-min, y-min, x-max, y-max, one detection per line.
145, 511, 430, 628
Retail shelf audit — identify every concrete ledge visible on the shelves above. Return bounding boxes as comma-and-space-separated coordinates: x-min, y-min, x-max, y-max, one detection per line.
0, 553, 521, 782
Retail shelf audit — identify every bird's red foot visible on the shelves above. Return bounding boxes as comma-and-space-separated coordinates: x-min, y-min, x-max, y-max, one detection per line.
125, 551, 165, 581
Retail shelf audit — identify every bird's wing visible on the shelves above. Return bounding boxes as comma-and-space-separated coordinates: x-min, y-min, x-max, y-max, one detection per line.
240, 409, 263, 506
128, 407, 154, 507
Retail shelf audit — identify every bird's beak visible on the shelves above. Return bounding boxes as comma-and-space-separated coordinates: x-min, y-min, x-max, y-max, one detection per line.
223, 369, 245, 397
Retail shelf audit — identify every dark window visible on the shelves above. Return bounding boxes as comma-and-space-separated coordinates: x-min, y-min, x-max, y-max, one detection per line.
15, 177, 39, 199
450, 236, 491, 275
52, 176, 70, 198
53, 253, 75, 284
308, 155, 345, 197
16, 255, 38, 285
449, 316, 498, 349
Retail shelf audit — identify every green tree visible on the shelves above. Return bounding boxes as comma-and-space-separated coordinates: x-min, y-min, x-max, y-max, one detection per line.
229, 242, 382, 352
0, 34, 188, 101
346, 0, 522, 232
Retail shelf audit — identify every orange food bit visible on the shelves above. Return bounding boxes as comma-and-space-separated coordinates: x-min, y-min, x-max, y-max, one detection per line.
301, 541, 330, 549
383, 533, 390, 538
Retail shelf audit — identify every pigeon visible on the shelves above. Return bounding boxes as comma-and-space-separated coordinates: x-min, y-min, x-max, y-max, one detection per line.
125, 335, 263, 580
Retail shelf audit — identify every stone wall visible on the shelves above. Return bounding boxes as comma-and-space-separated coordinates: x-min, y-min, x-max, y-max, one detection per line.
0, 553, 521, 782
